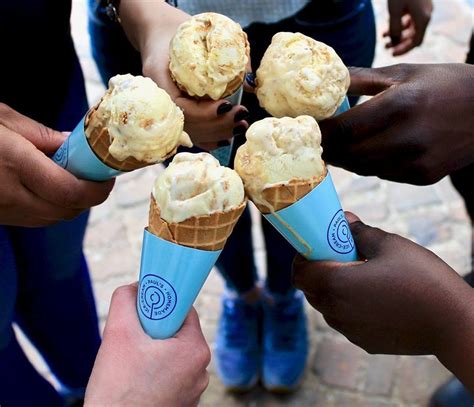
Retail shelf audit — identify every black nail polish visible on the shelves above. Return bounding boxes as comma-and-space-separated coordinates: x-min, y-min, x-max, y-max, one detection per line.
217, 140, 231, 147
234, 109, 249, 123
245, 72, 256, 88
232, 125, 247, 137
217, 102, 232, 115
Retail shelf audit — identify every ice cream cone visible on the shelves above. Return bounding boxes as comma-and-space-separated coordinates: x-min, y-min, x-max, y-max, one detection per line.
171, 58, 247, 101
84, 108, 150, 172
148, 196, 246, 251
256, 32, 350, 120
256, 167, 328, 214
84, 74, 191, 172
169, 12, 250, 101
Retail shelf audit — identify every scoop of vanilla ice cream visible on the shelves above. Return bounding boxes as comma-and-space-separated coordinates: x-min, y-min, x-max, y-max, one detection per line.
153, 152, 245, 223
234, 116, 325, 204
256, 32, 349, 120
169, 12, 249, 100
86, 74, 192, 163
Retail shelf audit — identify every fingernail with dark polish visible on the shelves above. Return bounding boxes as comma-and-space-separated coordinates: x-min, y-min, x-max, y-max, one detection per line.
217, 140, 231, 147
233, 125, 247, 137
245, 72, 256, 88
217, 102, 232, 115
234, 109, 249, 123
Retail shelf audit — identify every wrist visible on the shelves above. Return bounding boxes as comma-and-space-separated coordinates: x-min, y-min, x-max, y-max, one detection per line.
433, 283, 474, 385
120, 0, 189, 53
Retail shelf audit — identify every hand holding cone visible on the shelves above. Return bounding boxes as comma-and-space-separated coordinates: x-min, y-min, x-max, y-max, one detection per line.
137, 152, 246, 339
169, 12, 250, 100
234, 115, 357, 261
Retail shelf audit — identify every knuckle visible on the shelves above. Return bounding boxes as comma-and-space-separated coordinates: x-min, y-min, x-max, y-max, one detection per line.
199, 371, 210, 393
379, 232, 402, 251
36, 123, 55, 144
410, 160, 439, 185
387, 63, 417, 84
59, 183, 82, 207
0, 103, 12, 116
401, 85, 424, 108
111, 285, 130, 304
195, 343, 211, 369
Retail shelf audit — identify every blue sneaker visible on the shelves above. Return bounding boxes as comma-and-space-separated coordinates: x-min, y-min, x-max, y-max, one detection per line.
262, 290, 308, 393
430, 377, 474, 407
215, 293, 261, 392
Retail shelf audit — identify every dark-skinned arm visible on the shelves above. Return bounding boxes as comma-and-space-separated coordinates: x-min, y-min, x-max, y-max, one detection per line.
320, 64, 474, 185
293, 212, 474, 391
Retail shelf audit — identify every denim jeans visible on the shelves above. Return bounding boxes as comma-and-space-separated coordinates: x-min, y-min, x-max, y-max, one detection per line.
221, 0, 376, 295
0, 50, 99, 406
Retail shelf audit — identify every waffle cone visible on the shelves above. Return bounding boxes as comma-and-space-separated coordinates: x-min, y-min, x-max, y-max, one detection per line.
255, 167, 328, 214
148, 196, 246, 251
85, 108, 151, 172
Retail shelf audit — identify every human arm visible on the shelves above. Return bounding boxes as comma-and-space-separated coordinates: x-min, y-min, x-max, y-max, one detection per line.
85, 283, 211, 406
385, 0, 433, 56
117, 0, 248, 149
320, 63, 474, 185
0, 103, 114, 227
293, 212, 474, 392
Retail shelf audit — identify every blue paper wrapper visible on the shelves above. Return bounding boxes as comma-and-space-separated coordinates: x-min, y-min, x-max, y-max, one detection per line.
52, 115, 125, 181
210, 84, 243, 166
210, 141, 234, 167
137, 229, 221, 339
224, 83, 244, 106
334, 96, 350, 116
264, 171, 357, 262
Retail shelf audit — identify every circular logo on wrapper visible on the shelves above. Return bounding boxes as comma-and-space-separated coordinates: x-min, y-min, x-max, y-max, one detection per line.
327, 210, 354, 254
53, 138, 69, 168
139, 274, 177, 320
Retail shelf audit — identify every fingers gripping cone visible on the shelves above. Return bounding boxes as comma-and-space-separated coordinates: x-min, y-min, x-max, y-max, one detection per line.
53, 74, 191, 181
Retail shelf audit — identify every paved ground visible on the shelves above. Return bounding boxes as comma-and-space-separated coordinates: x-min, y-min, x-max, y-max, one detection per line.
21, 0, 474, 405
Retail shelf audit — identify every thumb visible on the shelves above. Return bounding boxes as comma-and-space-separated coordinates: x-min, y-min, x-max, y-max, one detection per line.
292, 254, 341, 295
0, 104, 66, 153
104, 283, 143, 337
388, 0, 404, 45
348, 216, 389, 261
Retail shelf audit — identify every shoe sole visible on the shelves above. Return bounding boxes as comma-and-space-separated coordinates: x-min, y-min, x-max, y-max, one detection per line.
263, 377, 303, 394
224, 375, 259, 394
263, 385, 298, 394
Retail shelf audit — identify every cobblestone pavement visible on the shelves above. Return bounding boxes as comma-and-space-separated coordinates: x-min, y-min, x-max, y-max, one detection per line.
21, 0, 473, 405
